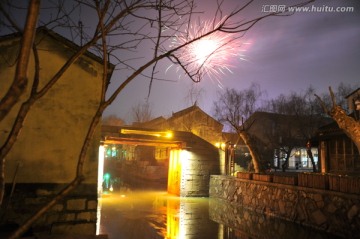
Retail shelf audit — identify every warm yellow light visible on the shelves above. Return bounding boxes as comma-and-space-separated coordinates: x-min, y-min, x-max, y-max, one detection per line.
168, 149, 182, 196
165, 131, 173, 138
96, 145, 105, 235
97, 145, 105, 196
121, 129, 173, 138
215, 142, 220, 148
167, 198, 180, 239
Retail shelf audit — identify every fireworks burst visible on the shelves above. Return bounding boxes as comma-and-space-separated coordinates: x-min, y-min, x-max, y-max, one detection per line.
169, 19, 248, 84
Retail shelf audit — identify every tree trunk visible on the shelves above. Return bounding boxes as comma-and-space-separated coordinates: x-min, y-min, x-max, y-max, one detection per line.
282, 151, 291, 172
0, 0, 40, 122
316, 88, 360, 154
307, 148, 317, 172
239, 131, 261, 173
282, 159, 286, 172
0, 0, 40, 206
329, 105, 360, 153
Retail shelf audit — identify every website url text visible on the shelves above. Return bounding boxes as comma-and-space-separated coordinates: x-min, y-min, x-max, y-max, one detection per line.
261, 5, 355, 13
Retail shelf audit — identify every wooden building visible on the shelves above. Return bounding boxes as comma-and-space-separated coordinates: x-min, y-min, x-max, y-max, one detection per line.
243, 112, 330, 171
317, 88, 360, 174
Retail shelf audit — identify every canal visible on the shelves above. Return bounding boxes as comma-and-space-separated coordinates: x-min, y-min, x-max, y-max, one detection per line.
97, 180, 342, 239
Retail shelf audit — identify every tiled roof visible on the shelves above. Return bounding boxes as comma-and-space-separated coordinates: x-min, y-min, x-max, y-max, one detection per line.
0, 27, 115, 69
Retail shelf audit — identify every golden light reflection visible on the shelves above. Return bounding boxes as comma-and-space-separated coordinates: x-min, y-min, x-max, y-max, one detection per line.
166, 197, 217, 239
167, 197, 180, 239
98, 191, 219, 239
168, 149, 191, 196
168, 149, 181, 196
96, 197, 102, 235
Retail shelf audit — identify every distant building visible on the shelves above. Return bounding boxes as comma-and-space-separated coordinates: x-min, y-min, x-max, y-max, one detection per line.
139, 104, 224, 145
0, 28, 114, 235
123, 104, 224, 168
243, 112, 331, 171
346, 88, 360, 112
100, 126, 220, 196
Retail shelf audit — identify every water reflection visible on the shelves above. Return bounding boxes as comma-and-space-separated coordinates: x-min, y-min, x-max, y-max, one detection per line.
99, 189, 218, 239
98, 185, 341, 239
209, 198, 342, 239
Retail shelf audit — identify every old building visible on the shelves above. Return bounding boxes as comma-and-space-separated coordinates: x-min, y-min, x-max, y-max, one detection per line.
100, 105, 225, 193
0, 28, 113, 235
166, 104, 224, 145
139, 104, 224, 145
317, 88, 360, 174
243, 112, 330, 171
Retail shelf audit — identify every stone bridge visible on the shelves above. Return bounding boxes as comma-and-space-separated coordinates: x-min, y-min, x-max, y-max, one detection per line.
101, 126, 222, 197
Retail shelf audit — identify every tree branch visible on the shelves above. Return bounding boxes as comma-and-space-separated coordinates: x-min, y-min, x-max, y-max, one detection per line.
0, 0, 40, 122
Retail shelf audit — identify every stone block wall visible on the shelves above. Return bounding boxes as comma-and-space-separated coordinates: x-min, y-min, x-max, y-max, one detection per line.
209, 198, 337, 239
209, 175, 360, 238
1, 183, 98, 236
180, 147, 220, 197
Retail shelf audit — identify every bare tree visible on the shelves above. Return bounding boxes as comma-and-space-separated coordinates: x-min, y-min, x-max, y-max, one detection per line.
102, 114, 125, 126
316, 87, 360, 154
266, 86, 330, 172
264, 85, 357, 172
184, 83, 204, 106
0, 0, 40, 121
0, 0, 315, 237
213, 83, 264, 172
131, 101, 153, 123
265, 87, 327, 172
314, 83, 358, 115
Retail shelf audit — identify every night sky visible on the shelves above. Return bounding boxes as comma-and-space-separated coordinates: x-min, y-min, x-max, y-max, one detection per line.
103, 0, 360, 123
3, 0, 359, 123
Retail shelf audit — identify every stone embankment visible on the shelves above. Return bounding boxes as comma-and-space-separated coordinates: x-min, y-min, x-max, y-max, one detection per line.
209, 198, 338, 239
210, 175, 360, 238
2, 184, 98, 237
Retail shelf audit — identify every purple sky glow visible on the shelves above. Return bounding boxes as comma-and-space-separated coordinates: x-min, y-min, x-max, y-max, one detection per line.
104, 0, 360, 123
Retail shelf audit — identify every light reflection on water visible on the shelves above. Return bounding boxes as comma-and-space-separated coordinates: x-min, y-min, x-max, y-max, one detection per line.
98, 186, 341, 239
98, 189, 218, 239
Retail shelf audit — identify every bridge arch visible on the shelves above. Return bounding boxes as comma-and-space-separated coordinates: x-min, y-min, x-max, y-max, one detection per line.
99, 126, 221, 196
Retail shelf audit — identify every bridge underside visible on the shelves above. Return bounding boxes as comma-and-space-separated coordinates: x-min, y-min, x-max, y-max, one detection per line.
100, 126, 220, 197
